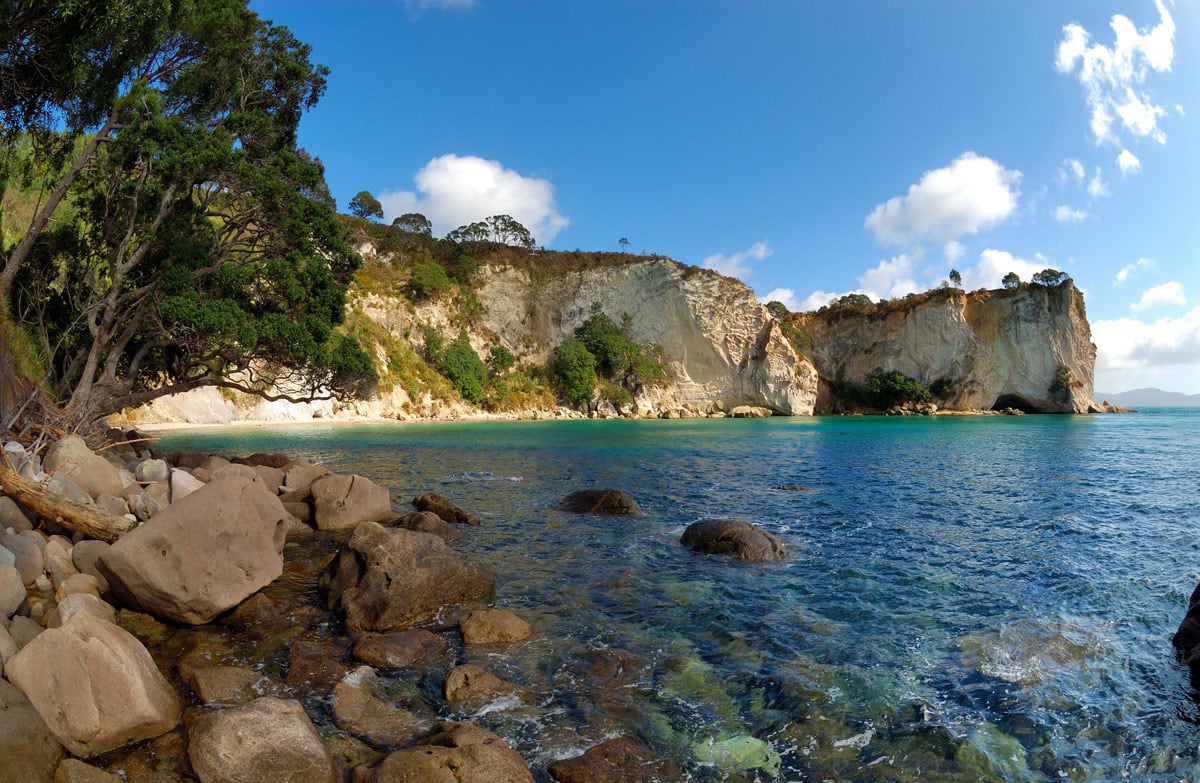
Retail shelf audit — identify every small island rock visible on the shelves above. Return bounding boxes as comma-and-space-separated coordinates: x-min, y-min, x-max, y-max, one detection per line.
554, 489, 642, 515
680, 519, 788, 563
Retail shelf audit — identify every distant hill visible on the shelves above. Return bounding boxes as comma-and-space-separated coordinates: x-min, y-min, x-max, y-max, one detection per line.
1094, 388, 1200, 407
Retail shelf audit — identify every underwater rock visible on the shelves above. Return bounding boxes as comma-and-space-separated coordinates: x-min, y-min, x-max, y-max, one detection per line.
954, 723, 1033, 782
554, 489, 642, 515
390, 510, 461, 542
353, 629, 448, 669
680, 519, 788, 562
691, 734, 781, 775
548, 737, 682, 783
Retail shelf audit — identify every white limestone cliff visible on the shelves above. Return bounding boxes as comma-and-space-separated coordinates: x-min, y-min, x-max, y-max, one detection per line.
796, 283, 1096, 413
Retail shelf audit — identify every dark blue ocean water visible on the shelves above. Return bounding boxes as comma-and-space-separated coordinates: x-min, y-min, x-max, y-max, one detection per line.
155, 410, 1200, 781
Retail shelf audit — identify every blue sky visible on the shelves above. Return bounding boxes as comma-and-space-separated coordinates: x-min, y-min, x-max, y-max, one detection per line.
250, 0, 1199, 394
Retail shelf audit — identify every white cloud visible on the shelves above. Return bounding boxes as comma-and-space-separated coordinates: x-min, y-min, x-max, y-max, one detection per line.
943, 240, 966, 263
1057, 158, 1086, 185
1117, 149, 1141, 175
1055, 0, 1177, 146
759, 288, 800, 312
857, 254, 923, 301
702, 241, 772, 281
1115, 256, 1155, 284
1054, 205, 1089, 223
865, 153, 1021, 246
1093, 307, 1200, 373
959, 249, 1048, 290
379, 154, 569, 245
1131, 281, 1187, 311
1087, 167, 1110, 198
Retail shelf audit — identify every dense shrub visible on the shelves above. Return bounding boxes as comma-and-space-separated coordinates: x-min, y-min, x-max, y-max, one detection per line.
486, 344, 515, 376
405, 262, 452, 302
833, 369, 931, 410
432, 331, 487, 404
550, 338, 598, 404
573, 304, 666, 388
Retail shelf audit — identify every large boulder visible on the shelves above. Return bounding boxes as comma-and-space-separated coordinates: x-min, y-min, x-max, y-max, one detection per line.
554, 489, 642, 515
42, 436, 124, 501
187, 697, 339, 783
311, 474, 392, 531
351, 721, 532, 783
324, 522, 495, 632
680, 519, 788, 563
1173, 582, 1200, 682
0, 678, 65, 783
3, 612, 181, 757
96, 475, 288, 624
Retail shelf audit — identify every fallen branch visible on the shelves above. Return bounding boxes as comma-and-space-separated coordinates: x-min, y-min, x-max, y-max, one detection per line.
0, 463, 133, 543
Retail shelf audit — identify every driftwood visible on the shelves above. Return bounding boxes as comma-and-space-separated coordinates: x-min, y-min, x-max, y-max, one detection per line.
0, 462, 133, 543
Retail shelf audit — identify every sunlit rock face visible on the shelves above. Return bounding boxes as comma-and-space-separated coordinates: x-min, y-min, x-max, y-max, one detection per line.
796, 283, 1095, 414
473, 258, 818, 415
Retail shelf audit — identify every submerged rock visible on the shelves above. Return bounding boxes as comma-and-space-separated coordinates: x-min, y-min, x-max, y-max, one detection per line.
548, 737, 682, 783
353, 629, 448, 669
554, 489, 642, 515
324, 522, 495, 632
680, 519, 788, 562
691, 735, 781, 775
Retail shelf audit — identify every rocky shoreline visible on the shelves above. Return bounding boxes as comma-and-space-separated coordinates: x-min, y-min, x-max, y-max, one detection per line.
0, 429, 785, 782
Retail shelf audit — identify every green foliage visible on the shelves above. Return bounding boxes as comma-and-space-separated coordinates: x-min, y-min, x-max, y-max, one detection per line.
779, 321, 812, 359
443, 254, 477, 284
928, 377, 956, 399
573, 303, 666, 388
349, 190, 383, 221
835, 293, 874, 308
431, 331, 486, 404
1032, 268, 1070, 287
484, 368, 555, 412
765, 300, 789, 319
1001, 272, 1022, 289
1050, 363, 1074, 394
833, 368, 932, 411
405, 261, 452, 302
949, 269, 962, 287
392, 212, 432, 235
486, 344, 515, 376
550, 338, 597, 405
445, 214, 535, 249
1, 0, 375, 424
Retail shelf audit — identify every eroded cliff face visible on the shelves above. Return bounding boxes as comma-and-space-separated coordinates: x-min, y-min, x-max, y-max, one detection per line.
795, 283, 1096, 413
472, 258, 818, 415
131, 254, 1096, 424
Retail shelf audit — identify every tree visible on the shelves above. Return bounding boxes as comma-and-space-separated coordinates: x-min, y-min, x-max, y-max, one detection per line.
1032, 268, 1070, 287
392, 212, 432, 235
349, 190, 383, 221
618, 237, 630, 253
485, 214, 534, 248
433, 331, 486, 404
486, 344, 515, 377
2, 0, 376, 427
446, 221, 488, 244
949, 269, 962, 288
1001, 272, 1021, 289
550, 338, 597, 405
765, 300, 789, 319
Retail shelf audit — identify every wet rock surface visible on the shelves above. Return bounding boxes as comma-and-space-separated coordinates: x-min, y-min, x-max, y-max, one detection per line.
554, 488, 642, 515
680, 518, 789, 562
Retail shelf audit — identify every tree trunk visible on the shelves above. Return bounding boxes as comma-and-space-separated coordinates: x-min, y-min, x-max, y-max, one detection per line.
0, 463, 133, 542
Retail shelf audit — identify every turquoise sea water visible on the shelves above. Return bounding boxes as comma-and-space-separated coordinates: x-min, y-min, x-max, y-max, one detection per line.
155, 410, 1200, 781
